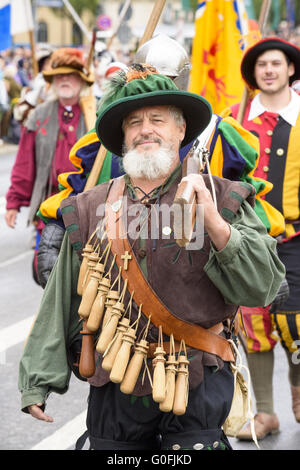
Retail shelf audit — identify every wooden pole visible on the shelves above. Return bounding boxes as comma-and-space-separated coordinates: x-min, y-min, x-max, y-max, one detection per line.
139, 0, 166, 48
257, 0, 272, 36
28, 30, 38, 78
84, 0, 167, 192
236, 0, 271, 124
79, 28, 97, 133
86, 28, 97, 72
61, 0, 91, 41
106, 0, 132, 50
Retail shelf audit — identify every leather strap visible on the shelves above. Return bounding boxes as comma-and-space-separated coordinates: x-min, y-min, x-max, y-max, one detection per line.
147, 341, 189, 358
105, 177, 235, 362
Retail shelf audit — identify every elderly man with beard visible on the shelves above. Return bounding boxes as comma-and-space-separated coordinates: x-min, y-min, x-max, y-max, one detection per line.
18, 65, 285, 451
36, 35, 284, 290
5, 48, 93, 283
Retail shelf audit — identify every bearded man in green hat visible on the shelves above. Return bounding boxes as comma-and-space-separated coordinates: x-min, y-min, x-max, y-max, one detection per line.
18, 64, 285, 451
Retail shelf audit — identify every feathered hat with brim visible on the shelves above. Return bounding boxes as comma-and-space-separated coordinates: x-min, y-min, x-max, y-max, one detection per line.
95, 63, 212, 157
241, 37, 300, 89
43, 48, 94, 86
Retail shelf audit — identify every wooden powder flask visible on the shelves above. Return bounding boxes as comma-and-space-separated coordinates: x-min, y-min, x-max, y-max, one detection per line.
109, 327, 136, 383
95, 300, 125, 354
120, 314, 151, 394
86, 255, 116, 332
77, 241, 112, 319
95, 278, 127, 353
120, 339, 149, 394
79, 251, 100, 295
83, 238, 110, 290
109, 304, 142, 384
86, 276, 111, 332
79, 319, 96, 378
77, 226, 103, 296
101, 291, 134, 371
152, 326, 166, 403
102, 267, 122, 328
159, 334, 178, 413
173, 340, 190, 416
102, 290, 120, 328
101, 316, 131, 371
77, 243, 93, 296
77, 263, 104, 319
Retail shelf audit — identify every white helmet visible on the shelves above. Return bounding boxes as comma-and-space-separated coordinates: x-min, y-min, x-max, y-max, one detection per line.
134, 34, 191, 90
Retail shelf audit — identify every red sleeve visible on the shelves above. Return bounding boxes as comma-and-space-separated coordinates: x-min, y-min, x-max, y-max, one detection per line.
230, 103, 239, 119
6, 126, 36, 211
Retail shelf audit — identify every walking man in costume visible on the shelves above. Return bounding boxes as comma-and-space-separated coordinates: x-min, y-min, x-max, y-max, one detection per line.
18, 65, 285, 450
36, 35, 284, 288
4, 48, 94, 283
224, 37, 300, 440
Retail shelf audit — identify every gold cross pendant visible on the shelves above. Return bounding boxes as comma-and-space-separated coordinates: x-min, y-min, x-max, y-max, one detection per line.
121, 250, 132, 270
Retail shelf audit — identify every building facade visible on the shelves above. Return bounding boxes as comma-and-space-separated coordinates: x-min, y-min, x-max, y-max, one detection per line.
13, 0, 195, 50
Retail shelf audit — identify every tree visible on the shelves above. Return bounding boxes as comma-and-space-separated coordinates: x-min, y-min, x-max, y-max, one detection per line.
252, 0, 300, 27
64, 0, 99, 16
50, 0, 99, 17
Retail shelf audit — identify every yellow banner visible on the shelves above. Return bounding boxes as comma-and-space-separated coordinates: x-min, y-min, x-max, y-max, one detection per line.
189, 0, 259, 113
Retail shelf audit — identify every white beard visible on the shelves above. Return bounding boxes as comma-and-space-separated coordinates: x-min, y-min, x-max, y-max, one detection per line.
122, 143, 178, 180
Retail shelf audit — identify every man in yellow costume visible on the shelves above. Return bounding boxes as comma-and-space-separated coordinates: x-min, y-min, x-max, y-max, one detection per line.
224, 37, 300, 440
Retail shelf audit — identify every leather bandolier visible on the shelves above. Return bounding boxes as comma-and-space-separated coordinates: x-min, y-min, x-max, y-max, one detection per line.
61, 171, 255, 396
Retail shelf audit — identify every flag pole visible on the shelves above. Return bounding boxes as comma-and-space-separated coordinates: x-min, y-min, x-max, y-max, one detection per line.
61, 0, 91, 41
81, 3, 132, 154
28, 1, 38, 78
106, 0, 132, 50
139, 0, 166, 47
84, 0, 167, 191
86, 28, 97, 72
236, 0, 272, 124
79, 28, 97, 133
28, 29, 38, 78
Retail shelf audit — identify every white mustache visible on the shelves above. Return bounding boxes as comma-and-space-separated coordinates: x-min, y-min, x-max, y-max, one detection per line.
133, 137, 162, 147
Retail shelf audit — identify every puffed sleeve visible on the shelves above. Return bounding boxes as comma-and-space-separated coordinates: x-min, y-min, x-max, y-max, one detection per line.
204, 200, 286, 307
18, 234, 82, 412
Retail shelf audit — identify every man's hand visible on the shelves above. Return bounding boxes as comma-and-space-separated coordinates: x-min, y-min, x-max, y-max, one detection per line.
181, 173, 231, 251
28, 403, 54, 422
5, 209, 18, 228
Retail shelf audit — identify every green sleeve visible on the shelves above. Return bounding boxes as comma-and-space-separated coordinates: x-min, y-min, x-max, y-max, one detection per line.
18, 234, 82, 412
204, 200, 286, 307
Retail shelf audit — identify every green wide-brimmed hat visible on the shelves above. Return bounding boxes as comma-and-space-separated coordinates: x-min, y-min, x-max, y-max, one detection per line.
95, 64, 212, 157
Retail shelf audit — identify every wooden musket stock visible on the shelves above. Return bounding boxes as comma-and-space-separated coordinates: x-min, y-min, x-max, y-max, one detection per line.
172, 145, 207, 247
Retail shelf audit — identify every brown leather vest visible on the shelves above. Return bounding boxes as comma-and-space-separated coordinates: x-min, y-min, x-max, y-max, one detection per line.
61, 172, 255, 394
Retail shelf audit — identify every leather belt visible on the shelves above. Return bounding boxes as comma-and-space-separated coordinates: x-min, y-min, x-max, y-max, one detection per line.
147, 322, 224, 358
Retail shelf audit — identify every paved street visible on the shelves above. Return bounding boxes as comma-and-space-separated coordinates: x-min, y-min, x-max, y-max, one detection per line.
0, 145, 300, 451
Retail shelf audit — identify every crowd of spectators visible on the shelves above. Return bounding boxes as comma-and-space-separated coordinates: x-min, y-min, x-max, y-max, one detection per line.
274, 20, 300, 46
0, 47, 33, 145
1, 20, 300, 147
